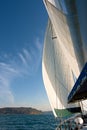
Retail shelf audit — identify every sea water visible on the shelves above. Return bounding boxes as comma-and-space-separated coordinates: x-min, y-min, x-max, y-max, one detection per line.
0, 113, 59, 130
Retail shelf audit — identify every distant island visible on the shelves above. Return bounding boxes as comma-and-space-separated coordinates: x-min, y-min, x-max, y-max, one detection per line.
0, 107, 42, 115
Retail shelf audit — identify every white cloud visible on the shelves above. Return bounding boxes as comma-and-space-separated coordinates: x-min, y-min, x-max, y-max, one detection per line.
19, 53, 28, 66
23, 48, 32, 61
35, 37, 42, 52
0, 63, 16, 106
18, 37, 43, 75
0, 37, 43, 107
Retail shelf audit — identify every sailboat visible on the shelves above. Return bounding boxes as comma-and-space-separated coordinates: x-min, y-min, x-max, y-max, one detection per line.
42, 0, 87, 129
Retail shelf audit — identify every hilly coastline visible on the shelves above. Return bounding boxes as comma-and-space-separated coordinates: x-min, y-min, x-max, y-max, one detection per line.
0, 107, 42, 115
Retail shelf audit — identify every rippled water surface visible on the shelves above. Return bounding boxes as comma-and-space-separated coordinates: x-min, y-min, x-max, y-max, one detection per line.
0, 114, 59, 130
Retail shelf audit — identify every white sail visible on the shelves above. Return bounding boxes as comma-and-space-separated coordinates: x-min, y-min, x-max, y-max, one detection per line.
42, 0, 87, 117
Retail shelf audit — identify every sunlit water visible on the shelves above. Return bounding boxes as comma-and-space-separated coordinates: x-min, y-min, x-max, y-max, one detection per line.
0, 113, 59, 130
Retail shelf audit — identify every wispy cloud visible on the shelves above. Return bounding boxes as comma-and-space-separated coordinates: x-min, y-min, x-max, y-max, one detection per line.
35, 37, 42, 52
19, 53, 28, 66
0, 37, 43, 107
23, 49, 32, 61
0, 63, 17, 107
18, 37, 43, 75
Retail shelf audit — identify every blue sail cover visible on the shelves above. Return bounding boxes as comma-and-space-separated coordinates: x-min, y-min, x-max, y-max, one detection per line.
68, 63, 87, 103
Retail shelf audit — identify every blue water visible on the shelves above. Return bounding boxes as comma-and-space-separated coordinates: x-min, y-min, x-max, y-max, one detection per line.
0, 113, 59, 130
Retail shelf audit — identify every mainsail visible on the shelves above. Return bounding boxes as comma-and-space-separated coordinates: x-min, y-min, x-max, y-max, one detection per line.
42, 0, 87, 117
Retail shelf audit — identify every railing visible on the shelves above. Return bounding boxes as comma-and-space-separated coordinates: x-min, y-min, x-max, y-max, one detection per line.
55, 114, 82, 130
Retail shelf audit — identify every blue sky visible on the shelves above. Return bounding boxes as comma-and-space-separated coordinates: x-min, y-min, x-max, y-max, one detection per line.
0, 0, 51, 111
